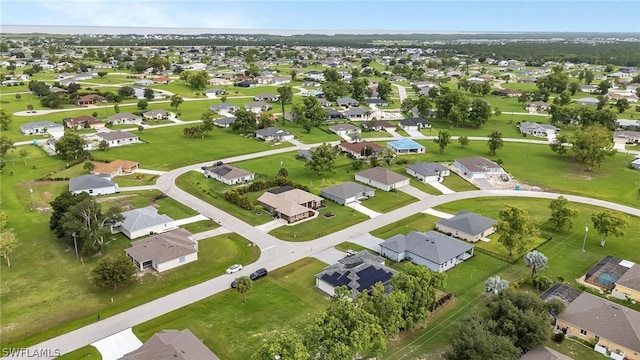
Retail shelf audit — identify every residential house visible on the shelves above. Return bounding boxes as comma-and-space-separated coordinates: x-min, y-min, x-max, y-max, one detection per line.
315, 251, 397, 298
337, 97, 360, 108
616, 119, 640, 130
520, 345, 573, 360
576, 97, 600, 106
328, 123, 361, 139
253, 93, 279, 102
213, 116, 236, 128
19, 121, 64, 139
343, 107, 368, 120
257, 187, 323, 224
107, 112, 143, 125
208, 77, 233, 86
362, 120, 395, 132
337, 141, 385, 159
94, 131, 139, 148
124, 229, 197, 273
355, 167, 410, 191
152, 76, 172, 84
497, 89, 522, 98
303, 89, 325, 98
614, 130, 640, 144
324, 107, 344, 121
204, 88, 227, 98
254, 127, 294, 142
120, 329, 220, 360
320, 181, 376, 205
209, 102, 238, 114
398, 118, 432, 131
611, 262, 640, 302
244, 101, 271, 113
406, 162, 450, 183
387, 138, 426, 155
63, 115, 105, 130
235, 80, 258, 88
69, 174, 118, 196
518, 122, 559, 138
632, 155, 640, 171
75, 94, 106, 106
379, 230, 475, 272
526, 101, 550, 113
580, 84, 599, 93
91, 160, 139, 178
142, 109, 170, 120
204, 164, 254, 185
435, 210, 497, 242
133, 79, 154, 86
365, 98, 388, 107
305, 70, 325, 81
454, 157, 505, 179
116, 206, 177, 240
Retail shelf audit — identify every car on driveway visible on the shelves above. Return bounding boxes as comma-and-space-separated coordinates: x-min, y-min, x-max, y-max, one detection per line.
250, 268, 268, 281
345, 249, 356, 257
213, 160, 224, 167
226, 264, 243, 274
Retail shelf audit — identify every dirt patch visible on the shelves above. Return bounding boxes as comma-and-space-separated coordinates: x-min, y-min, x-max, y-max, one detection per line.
563, 173, 594, 181
42, 191, 52, 200
95, 194, 137, 203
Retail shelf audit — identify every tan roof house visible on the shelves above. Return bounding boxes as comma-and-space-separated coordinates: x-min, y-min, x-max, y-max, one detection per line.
91, 160, 139, 178
121, 329, 219, 359
124, 229, 197, 273
257, 188, 323, 223
355, 167, 410, 191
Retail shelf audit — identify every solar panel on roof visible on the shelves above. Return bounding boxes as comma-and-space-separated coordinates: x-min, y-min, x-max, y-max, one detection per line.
269, 185, 295, 194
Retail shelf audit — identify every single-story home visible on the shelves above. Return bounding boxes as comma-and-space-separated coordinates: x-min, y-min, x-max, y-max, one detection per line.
69, 174, 118, 196
631, 156, 640, 171
614, 130, 640, 144
209, 102, 238, 114
116, 206, 177, 240
254, 127, 294, 142
576, 97, 600, 106
387, 138, 426, 155
320, 181, 376, 205
133, 79, 154, 86
518, 122, 559, 138
454, 157, 505, 179
257, 187, 323, 223
91, 160, 139, 178
152, 76, 172, 84
204, 88, 228, 98
204, 164, 254, 185
362, 120, 395, 132
328, 123, 361, 138
253, 93, 279, 102
19, 121, 65, 139
124, 229, 197, 273
315, 250, 397, 298
63, 115, 105, 130
435, 210, 497, 243
343, 107, 368, 120
338, 141, 385, 159
355, 167, 410, 191
617, 119, 640, 130
406, 162, 450, 183
398, 118, 432, 131
235, 80, 259, 88
75, 94, 107, 106
213, 116, 236, 128
94, 131, 139, 148
244, 101, 271, 113
379, 230, 475, 272
364, 98, 388, 107
120, 328, 220, 360
612, 262, 640, 302
520, 345, 573, 360
325, 107, 344, 121
337, 97, 360, 108
142, 109, 170, 120
107, 112, 144, 125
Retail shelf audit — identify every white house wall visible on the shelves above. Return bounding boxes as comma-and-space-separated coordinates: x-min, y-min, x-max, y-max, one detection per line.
128, 222, 177, 240
316, 278, 336, 297
72, 185, 118, 196
155, 252, 198, 272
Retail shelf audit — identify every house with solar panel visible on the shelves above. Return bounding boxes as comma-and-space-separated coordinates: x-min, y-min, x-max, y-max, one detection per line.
315, 250, 397, 298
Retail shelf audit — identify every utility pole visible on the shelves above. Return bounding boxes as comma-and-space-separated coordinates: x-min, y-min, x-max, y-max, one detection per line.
581, 224, 589, 252
72, 232, 79, 261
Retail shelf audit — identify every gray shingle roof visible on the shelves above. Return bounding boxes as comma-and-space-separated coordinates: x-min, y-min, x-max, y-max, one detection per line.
436, 210, 497, 237
68, 174, 116, 192
406, 162, 449, 177
121, 329, 219, 360
96, 130, 137, 141
520, 345, 573, 360
380, 230, 474, 265
213, 116, 236, 125
20, 121, 64, 132
255, 127, 291, 137
356, 167, 408, 185
321, 181, 375, 200
125, 228, 195, 266
119, 206, 175, 233
616, 264, 640, 292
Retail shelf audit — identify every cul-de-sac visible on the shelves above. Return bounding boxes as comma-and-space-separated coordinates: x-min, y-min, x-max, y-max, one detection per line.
0, 26, 639, 360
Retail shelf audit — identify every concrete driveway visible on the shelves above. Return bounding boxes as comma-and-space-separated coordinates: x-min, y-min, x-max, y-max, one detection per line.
312, 248, 345, 265
349, 233, 384, 252
421, 208, 454, 219
475, 178, 496, 190
90, 328, 142, 360
256, 218, 287, 232
405, 129, 424, 137
399, 185, 432, 200
345, 201, 381, 218
426, 181, 455, 194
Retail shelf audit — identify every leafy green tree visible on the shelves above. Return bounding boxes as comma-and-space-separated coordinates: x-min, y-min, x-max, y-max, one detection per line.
276, 167, 289, 178
495, 206, 539, 256
137, 99, 148, 110
231, 107, 257, 134
444, 315, 520, 360
200, 110, 215, 137
257, 112, 275, 129
548, 195, 577, 231
591, 210, 629, 247
114, 103, 120, 114
571, 124, 615, 171
391, 262, 446, 329
458, 135, 469, 149
276, 86, 293, 118
487, 131, 503, 155
143, 88, 154, 100
584, 70, 594, 84
376, 79, 392, 101
305, 143, 339, 175
185, 70, 208, 90
170, 94, 183, 110
0, 109, 12, 130
54, 133, 87, 160
254, 331, 309, 360
549, 134, 569, 155
485, 276, 510, 295
598, 80, 611, 95
553, 90, 572, 106
436, 90, 469, 127
434, 130, 451, 153
568, 80, 580, 95
98, 140, 109, 151
415, 95, 431, 120
351, 78, 368, 102
91, 256, 136, 290
356, 282, 407, 336
83, 161, 95, 172
468, 99, 491, 128
60, 198, 124, 255
523, 250, 548, 278
118, 86, 135, 98
236, 276, 252, 303
0, 211, 18, 268
19, 148, 28, 165
50, 191, 90, 238
615, 98, 630, 113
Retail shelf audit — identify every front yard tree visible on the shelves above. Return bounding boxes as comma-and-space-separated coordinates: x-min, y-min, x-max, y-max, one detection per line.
98, 140, 109, 151
591, 210, 629, 247
305, 143, 339, 175
487, 130, 503, 155
54, 133, 87, 160
137, 99, 148, 110
415, 95, 431, 120
83, 161, 95, 172
495, 205, 539, 256
0, 211, 18, 267
571, 124, 615, 171
485, 276, 510, 295
19, 148, 28, 164
468, 99, 491, 128
170, 94, 183, 110
118, 86, 135, 99
445, 315, 520, 360
186, 70, 208, 90
231, 108, 257, 134
91, 256, 136, 290
458, 135, 469, 149
0, 109, 12, 130
257, 112, 275, 129
276, 85, 293, 117
50, 191, 90, 238
390, 262, 446, 329
615, 98, 630, 113
143, 88, 154, 100
436, 90, 469, 127
356, 282, 406, 337
60, 198, 124, 255
236, 276, 251, 303
434, 130, 451, 153
523, 250, 548, 277
548, 195, 578, 231
200, 110, 215, 137
376, 79, 392, 101
549, 134, 569, 156
254, 331, 309, 360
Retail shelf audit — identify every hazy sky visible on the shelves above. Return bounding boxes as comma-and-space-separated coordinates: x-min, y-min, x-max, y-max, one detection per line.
2, 0, 639, 33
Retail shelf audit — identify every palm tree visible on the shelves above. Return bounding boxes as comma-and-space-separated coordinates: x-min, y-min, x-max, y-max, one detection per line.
236, 276, 251, 304
485, 276, 509, 295
523, 250, 548, 278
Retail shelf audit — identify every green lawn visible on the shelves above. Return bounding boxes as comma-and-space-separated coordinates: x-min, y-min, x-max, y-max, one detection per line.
113, 173, 159, 187
269, 201, 368, 241
56, 346, 102, 360
180, 220, 219, 234
370, 213, 441, 239
359, 189, 417, 213
334, 241, 369, 253
441, 171, 479, 192
132, 258, 329, 360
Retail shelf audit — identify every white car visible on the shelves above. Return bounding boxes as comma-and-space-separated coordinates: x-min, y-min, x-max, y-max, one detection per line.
226, 264, 243, 274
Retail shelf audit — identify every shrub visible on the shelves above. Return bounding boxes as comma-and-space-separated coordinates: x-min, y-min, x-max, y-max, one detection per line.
553, 333, 565, 343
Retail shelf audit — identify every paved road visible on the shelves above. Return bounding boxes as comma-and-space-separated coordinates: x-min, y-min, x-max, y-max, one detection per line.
392, 84, 408, 103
